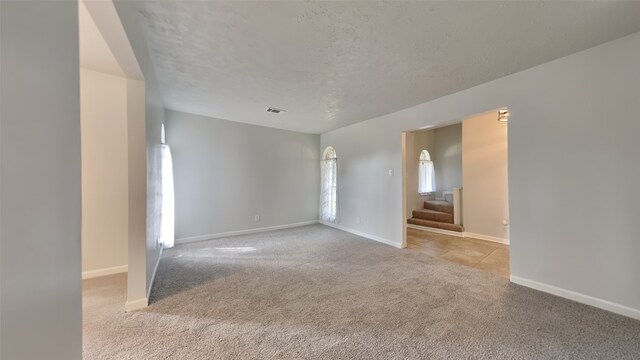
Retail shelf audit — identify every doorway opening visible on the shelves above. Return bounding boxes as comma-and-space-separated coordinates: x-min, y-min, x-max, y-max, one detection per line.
79, 0, 157, 321
401, 109, 510, 278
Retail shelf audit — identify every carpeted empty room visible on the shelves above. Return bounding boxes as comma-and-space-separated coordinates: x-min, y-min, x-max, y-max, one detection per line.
5, 2, 640, 360
83, 225, 640, 359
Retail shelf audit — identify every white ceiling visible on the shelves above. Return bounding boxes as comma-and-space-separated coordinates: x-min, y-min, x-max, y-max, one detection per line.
79, 0, 124, 77
133, 1, 640, 134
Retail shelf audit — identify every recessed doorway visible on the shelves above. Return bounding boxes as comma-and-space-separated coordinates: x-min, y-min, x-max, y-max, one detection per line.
401, 109, 510, 278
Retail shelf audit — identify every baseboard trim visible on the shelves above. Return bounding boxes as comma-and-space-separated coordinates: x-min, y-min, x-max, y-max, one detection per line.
147, 245, 163, 300
464, 232, 509, 245
175, 220, 319, 245
510, 275, 640, 321
82, 265, 128, 280
321, 222, 403, 249
407, 224, 464, 238
124, 297, 148, 312
406, 225, 510, 245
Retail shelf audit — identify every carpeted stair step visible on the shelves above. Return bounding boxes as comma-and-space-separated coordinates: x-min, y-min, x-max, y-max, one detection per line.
412, 209, 453, 224
407, 218, 464, 232
424, 200, 454, 215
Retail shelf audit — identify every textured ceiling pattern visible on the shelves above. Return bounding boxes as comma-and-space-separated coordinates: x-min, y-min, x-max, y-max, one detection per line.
134, 1, 640, 133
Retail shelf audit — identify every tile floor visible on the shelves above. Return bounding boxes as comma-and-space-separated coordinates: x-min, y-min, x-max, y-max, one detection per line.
406, 227, 510, 278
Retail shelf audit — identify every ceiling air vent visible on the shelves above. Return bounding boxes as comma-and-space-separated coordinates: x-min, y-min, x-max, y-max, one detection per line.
266, 107, 286, 114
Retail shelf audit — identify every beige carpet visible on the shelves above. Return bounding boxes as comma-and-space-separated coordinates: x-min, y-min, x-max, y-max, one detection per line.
83, 224, 640, 359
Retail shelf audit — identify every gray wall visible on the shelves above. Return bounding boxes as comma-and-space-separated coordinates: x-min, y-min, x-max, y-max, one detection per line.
407, 123, 462, 207
433, 124, 462, 197
321, 32, 640, 314
114, 1, 166, 298
167, 110, 320, 240
1, 2, 82, 359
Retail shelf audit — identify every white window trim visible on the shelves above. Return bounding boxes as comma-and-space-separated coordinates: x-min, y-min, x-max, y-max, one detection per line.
418, 150, 436, 195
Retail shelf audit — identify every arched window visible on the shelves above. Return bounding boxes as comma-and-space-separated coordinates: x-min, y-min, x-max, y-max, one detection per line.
419, 150, 436, 194
320, 146, 338, 223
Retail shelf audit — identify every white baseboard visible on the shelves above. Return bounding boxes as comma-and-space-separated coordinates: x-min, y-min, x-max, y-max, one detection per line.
321, 222, 403, 249
511, 275, 640, 321
124, 297, 148, 312
82, 265, 128, 280
406, 224, 509, 245
407, 224, 464, 238
175, 220, 319, 245
464, 232, 509, 245
147, 245, 163, 300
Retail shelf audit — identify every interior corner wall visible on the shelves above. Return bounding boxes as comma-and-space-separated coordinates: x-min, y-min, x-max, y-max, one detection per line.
433, 123, 462, 197
320, 31, 640, 315
462, 112, 509, 240
1, 2, 82, 359
166, 110, 320, 241
408, 129, 434, 212
406, 124, 462, 214
114, 1, 166, 297
80, 68, 129, 275
404, 132, 416, 216
125, 78, 148, 305
143, 83, 163, 296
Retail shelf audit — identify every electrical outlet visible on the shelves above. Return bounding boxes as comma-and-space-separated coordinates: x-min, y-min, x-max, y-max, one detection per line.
357, 217, 362, 224
254, 215, 260, 222
388, 169, 394, 176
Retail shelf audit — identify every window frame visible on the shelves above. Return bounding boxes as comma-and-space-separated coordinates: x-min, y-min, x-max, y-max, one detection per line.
321, 146, 338, 222
418, 149, 436, 195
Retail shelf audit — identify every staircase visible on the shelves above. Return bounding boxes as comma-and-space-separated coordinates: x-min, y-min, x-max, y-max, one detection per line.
407, 200, 464, 232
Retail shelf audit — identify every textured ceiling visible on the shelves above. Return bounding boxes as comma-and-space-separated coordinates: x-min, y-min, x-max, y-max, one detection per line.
133, 1, 640, 134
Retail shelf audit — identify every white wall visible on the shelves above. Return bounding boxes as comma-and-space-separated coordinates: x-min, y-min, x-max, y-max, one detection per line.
167, 110, 320, 241
321, 32, 640, 317
462, 111, 509, 240
125, 78, 148, 309
81, 69, 129, 276
114, 1, 166, 302
1, 2, 82, 358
